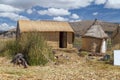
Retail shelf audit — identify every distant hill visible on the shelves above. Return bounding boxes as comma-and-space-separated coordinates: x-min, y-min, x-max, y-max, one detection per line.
0, 30, 6, 34
69, 20, 119, 37
0, 28, 16, 38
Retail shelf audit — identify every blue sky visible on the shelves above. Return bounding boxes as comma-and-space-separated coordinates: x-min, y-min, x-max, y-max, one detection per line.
0, 0, 120, 31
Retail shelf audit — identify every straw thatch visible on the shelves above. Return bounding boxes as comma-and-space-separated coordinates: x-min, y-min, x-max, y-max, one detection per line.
84, 25, 108, 39
16, 20, 74, 49
18, 20, 74, 33
112, 25, 120, 49
81, 24, 108, 53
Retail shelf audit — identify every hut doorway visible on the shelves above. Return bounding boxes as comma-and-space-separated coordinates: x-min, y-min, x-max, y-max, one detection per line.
59, 32, 67, 48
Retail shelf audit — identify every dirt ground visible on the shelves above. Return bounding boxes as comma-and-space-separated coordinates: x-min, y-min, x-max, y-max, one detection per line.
0, 51, 120, 80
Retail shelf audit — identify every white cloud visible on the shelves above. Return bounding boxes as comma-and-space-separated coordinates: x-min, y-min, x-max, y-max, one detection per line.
94, 0, 107, 5
92, 12, 98, 16
105, 0, 120, 9
53, 16, 68, 21
71, 14, 79, 19
94, 0, 120, 9
0, 23, 15, 31
38, 8, 71, 16
0, 4, 22, 12
69, 19, 82, 22
0, 0, 120, 10
0, 0, 94, 10
26, 9, 33, 14
0, 12, 29, 21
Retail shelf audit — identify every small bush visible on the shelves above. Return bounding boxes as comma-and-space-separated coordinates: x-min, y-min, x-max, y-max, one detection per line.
1, 32, 54, 66
0, 39, 20, 57
20, 33, 54, 65
5, 40, 22, 57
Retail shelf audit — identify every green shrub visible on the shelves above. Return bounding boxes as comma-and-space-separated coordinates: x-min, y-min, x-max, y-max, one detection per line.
0, 39, 21, 57
20, 33, 54, 65
1, 33, 54, 66
5, 40, 22, 57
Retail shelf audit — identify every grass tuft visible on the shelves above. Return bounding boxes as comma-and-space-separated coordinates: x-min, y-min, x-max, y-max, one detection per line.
0, 33, 54, 66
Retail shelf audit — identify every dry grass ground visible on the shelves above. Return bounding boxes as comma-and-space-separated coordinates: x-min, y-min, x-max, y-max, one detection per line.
0, 51, 120, 80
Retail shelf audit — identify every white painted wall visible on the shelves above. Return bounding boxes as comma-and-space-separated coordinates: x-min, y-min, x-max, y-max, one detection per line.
101, 39, 107, 53
114, 50, 120, 66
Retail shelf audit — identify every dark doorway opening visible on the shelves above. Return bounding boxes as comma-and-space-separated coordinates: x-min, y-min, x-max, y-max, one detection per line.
59, 32, 67, 48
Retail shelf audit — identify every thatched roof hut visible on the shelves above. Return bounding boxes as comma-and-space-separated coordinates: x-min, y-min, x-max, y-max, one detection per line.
69, 20, 118, 37
81, 22, 108, 53
112, 25, 120, 49
16, 20, 74, 49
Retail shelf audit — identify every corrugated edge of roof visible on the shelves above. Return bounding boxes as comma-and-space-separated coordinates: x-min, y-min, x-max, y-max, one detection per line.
18, 20, 74, 32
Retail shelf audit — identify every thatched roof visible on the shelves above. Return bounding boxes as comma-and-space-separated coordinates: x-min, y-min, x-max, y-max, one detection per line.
112, 25, 120, 39
69, 20, 118, 36
18, 20, 74, 33
83, 25, 108, 39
